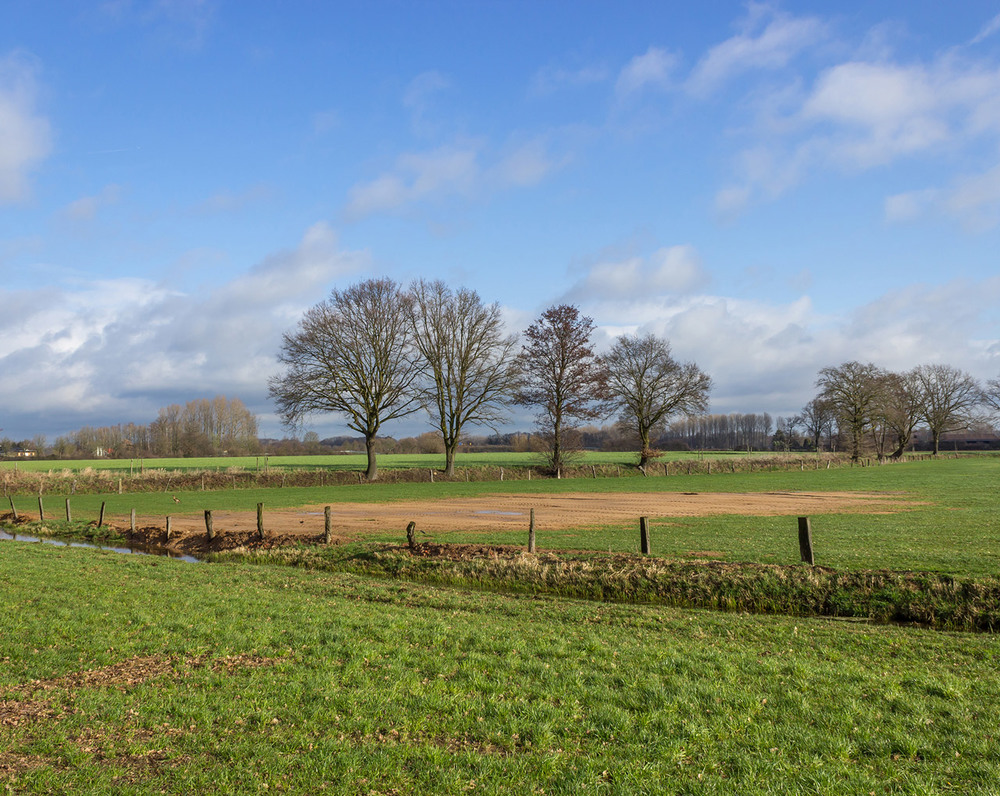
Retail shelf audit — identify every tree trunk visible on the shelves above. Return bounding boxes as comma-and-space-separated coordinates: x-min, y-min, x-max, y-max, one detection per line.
365, 435, 379, 481
931, 431, 941, 455
638, 427, 651, 468
444, 442, 457, 478
551, 417, 562, 472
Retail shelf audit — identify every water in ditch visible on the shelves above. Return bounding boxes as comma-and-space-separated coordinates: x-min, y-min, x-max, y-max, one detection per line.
0, 529, 200, 563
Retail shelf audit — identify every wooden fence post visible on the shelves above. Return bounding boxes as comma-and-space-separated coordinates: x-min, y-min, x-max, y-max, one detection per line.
130, 508, 136, 533
8, 496, 16, 521
38, 496, 44, 522
165, 515, 172, 541
117, 478, 123, 495
528, 508, 536, 553
798, 516, 814, 565
256, 502, 264, 540
324, 506, 332, 544
98, 502, 106, 528
640, 516, 651, 555
406, 521, 416, 551
205, 510, 214, 540
65, 498, 72, 522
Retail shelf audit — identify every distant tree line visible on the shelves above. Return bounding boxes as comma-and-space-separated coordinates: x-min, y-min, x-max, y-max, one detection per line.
21, 396, 261, 459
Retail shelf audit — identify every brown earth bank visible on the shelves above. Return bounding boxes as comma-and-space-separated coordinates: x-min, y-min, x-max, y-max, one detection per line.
79, 490, 916, 556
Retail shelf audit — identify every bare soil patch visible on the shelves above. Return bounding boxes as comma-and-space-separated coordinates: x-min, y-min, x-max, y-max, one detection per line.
115, 490, 916, 556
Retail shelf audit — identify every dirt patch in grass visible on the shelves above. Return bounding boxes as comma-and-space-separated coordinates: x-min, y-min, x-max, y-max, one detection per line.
109, 489, 918, 556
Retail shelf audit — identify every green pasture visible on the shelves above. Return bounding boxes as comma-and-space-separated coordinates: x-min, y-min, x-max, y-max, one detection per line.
2, 543, 999, 794
9, 456, 1000, 577
0, 449, 843, 474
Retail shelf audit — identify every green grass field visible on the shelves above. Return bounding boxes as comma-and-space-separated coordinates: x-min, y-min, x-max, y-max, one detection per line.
0, 449, 844, 474
3, 456, 1000, 793
9, 455, 1000, 576
2, 543, 1000, 794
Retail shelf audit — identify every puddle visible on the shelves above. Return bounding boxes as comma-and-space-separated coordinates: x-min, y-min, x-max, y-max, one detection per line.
0, 530, 200, 563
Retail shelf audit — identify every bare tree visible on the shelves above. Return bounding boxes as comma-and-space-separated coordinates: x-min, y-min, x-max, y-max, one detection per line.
984, 377, 1000, 414
914, 364, 982, 455
268, 278, 421, 481
816, 361, 886, 461
870, 369, 922, 459
796, 397, 836, 452
601, 333, 710, 467
515, 304, 607, 472
408, 279, 520, 477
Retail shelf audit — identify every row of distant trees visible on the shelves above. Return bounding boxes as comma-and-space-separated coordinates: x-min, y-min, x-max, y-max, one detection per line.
803, 362, 1000, 461
269, 278, 712, 480
10, 396, 260, 459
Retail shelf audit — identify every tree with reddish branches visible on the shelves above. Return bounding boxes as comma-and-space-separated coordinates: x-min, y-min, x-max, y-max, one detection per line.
515, 305, 608, 472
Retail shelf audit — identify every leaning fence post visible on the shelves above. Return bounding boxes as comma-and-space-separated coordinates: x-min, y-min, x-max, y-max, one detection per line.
8, 497, 17, 521
257, 502, 265, 540
798, 516, 815, 565
98, 502, 106, 528
640, 516, 651, 555
324, 506, 332, 544
528, 508, 536, 553
38, 496, 44, 522
205, 510, 214, 540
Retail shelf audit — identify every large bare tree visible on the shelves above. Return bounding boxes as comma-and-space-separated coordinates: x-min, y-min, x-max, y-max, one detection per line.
515, 304, 607, 472
408, 279, 520, 477
601, 333, 710, 467
816, 361, 886, 461
914, 364, 982, 454
268, 278, 420, 481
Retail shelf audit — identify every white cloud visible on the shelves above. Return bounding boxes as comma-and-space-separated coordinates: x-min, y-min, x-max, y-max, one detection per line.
971, 13, 1000, 46
885, 164, 1000, 231
61, 184, 124, 221
0, 223, 369, 435
345, 144, 480, 218
403, 70, 450, 135
616, 47, 677, 96
572, 275, 1000, 417
688, 8, 825, 96
193, 183, 272, 214
0, 52, 52, 203
567, 245, 709, 302
491, 139, 558, 188
344, 137, 560, 219
718, 47, 1000, 213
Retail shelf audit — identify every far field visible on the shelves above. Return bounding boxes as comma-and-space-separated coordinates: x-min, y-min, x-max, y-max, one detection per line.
0, 449, 863, 473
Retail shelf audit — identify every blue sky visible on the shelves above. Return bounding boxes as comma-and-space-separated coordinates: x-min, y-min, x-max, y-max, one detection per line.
2, 1, 1000, 442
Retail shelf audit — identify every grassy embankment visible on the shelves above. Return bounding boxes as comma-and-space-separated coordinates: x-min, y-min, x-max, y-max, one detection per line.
2, 541, 1000, 794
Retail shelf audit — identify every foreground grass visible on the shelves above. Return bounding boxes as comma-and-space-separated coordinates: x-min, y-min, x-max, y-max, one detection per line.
2, 542, 1000, 794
